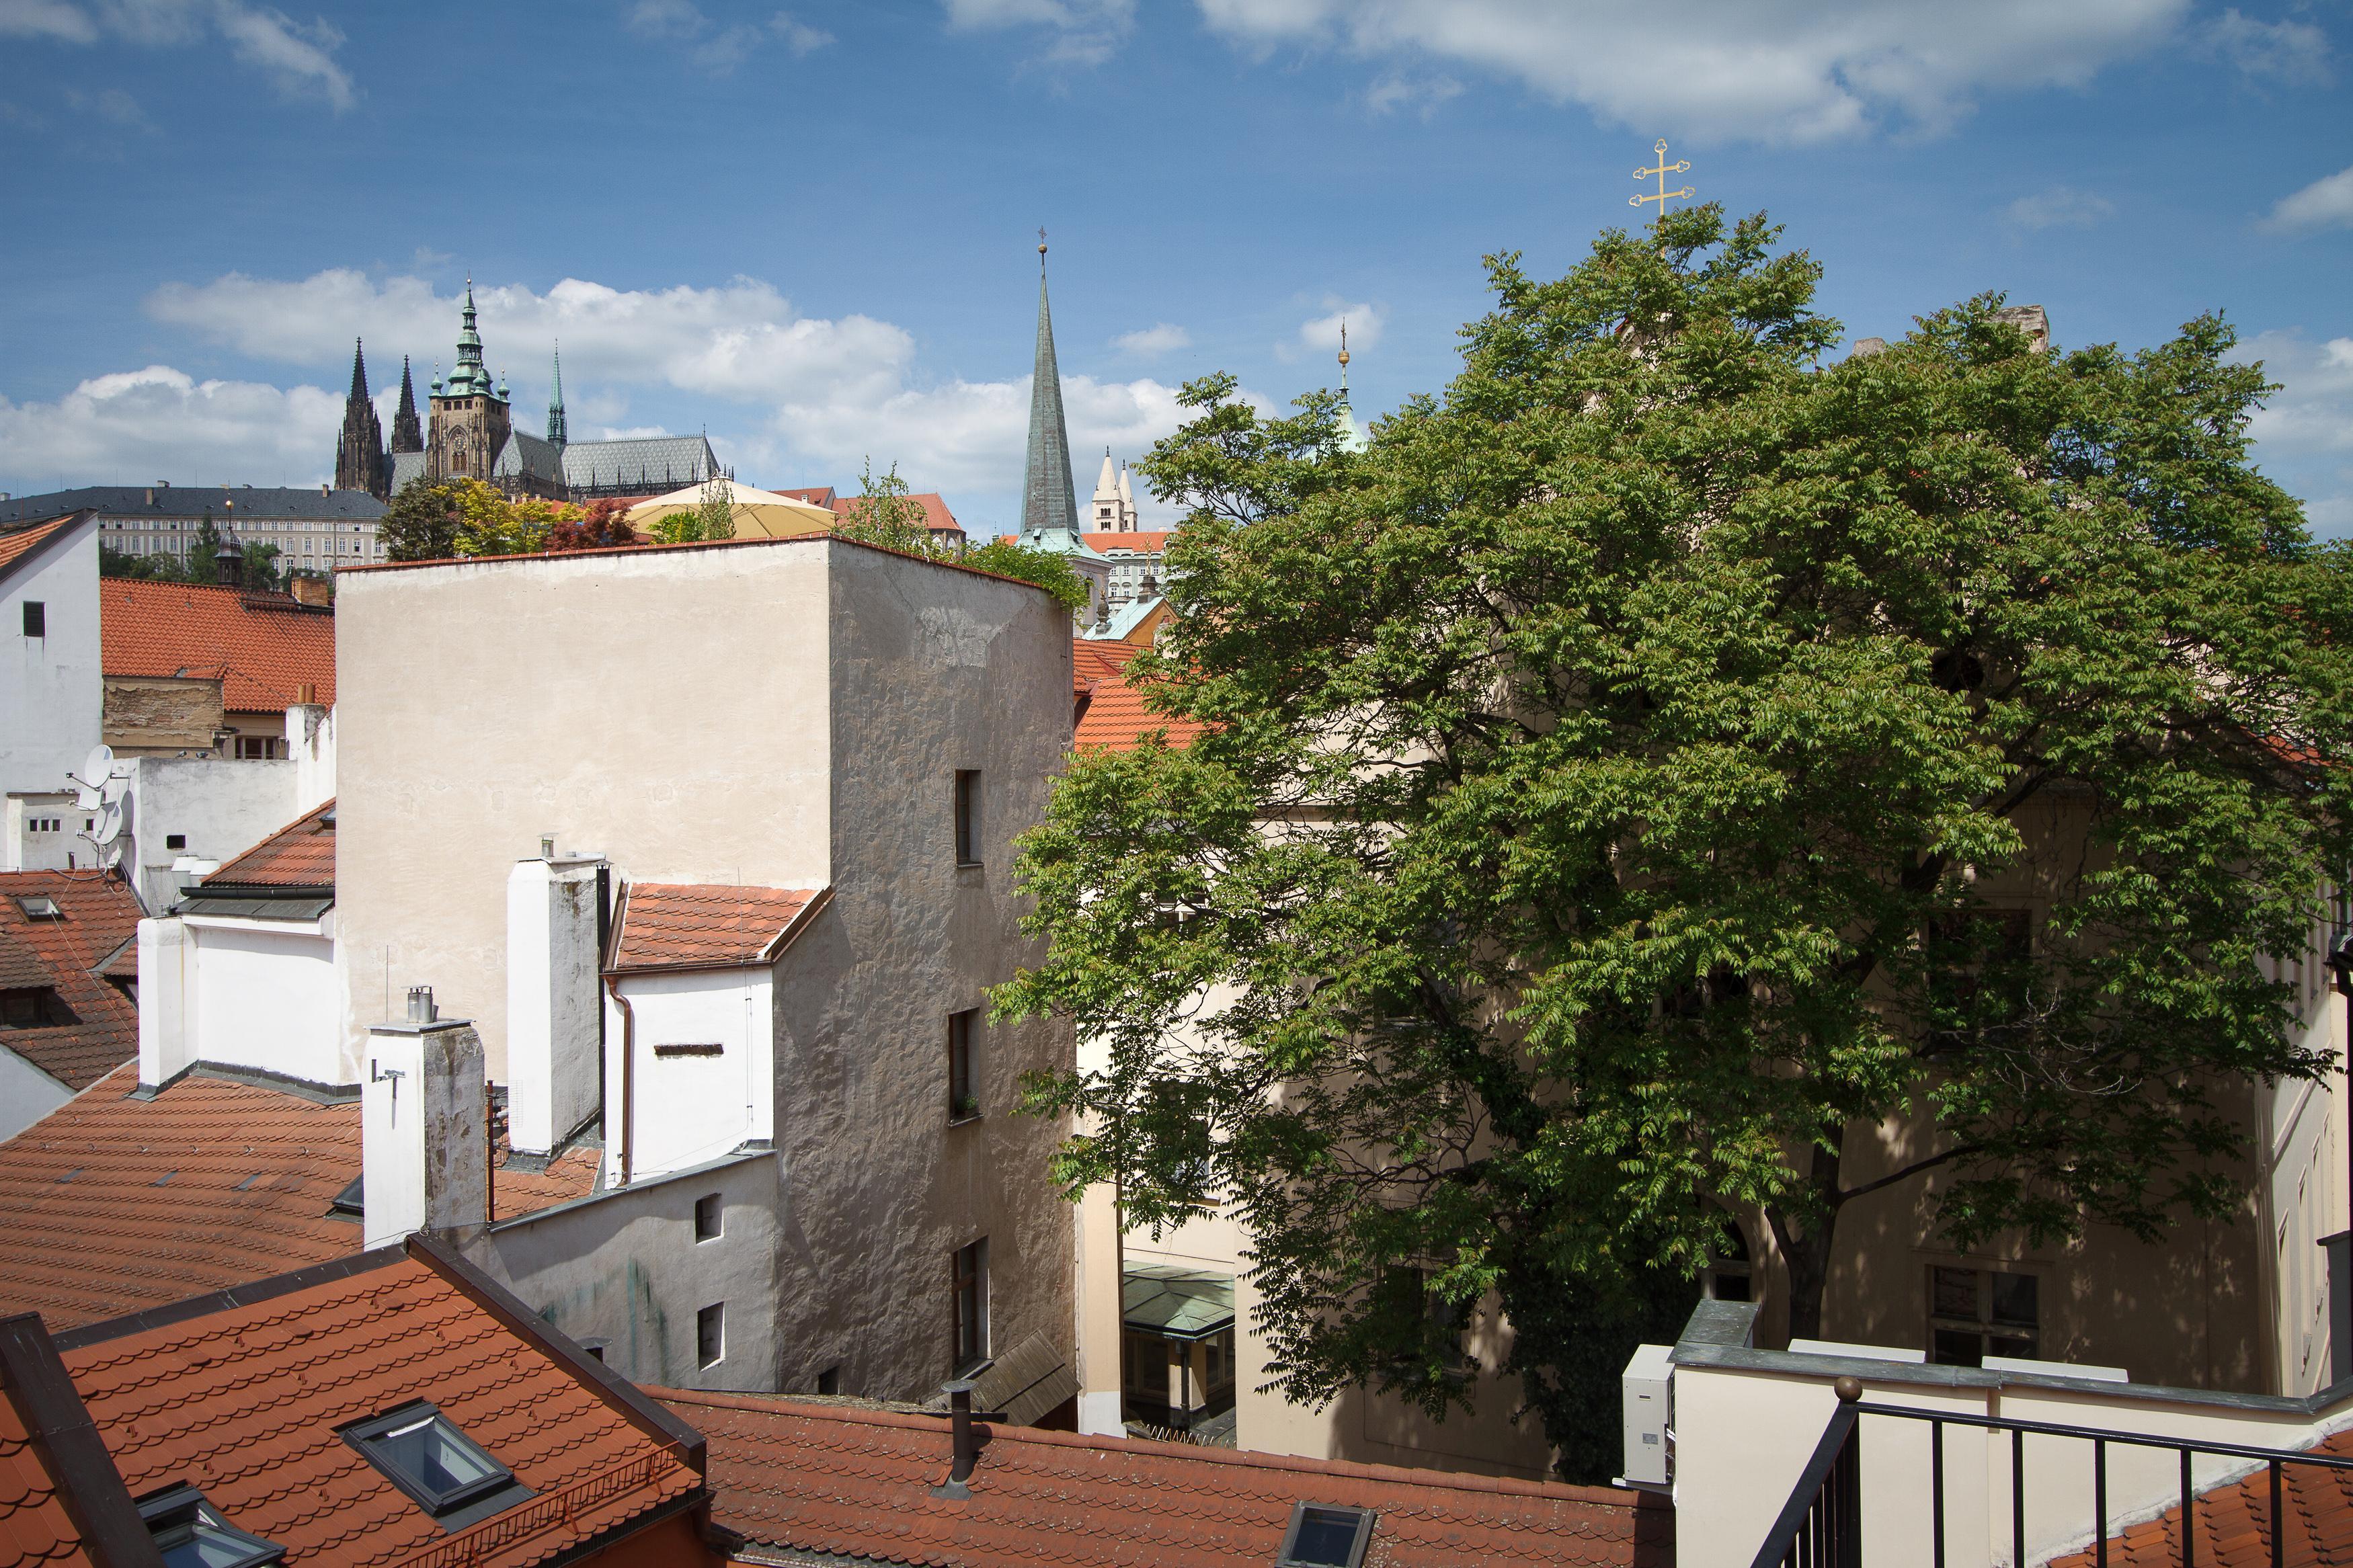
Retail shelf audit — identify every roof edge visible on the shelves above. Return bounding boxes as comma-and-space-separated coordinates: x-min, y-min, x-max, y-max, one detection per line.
0, 1311, 165, 1568
406, 1232, 709, 1475
50, 1246, 401, 1352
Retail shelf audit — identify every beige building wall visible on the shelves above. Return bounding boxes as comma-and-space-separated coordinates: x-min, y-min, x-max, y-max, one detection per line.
335, 536, 1075, 1405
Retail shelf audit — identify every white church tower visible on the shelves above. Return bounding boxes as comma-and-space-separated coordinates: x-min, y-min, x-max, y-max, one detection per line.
1089, 448, 1140, 533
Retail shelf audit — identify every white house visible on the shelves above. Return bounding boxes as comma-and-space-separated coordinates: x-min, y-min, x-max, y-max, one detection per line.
2, 512, 102, 870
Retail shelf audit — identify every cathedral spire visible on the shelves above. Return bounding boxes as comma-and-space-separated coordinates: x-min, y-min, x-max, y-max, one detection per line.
547, 344, 568, 447
333, 337, 388, 499
1021, 234, 1079, 536
446, 277, 503, 401
1334, 319, 1366, 454
391, 357, 423, 453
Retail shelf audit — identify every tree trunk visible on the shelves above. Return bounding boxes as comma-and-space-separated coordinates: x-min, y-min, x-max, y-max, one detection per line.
1769, 1130, 1846, 1343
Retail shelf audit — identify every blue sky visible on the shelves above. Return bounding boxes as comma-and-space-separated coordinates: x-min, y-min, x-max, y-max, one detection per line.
0, 0, 2347, 532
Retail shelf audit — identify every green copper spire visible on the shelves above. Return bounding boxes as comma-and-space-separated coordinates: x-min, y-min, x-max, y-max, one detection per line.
1021, 235, 1078, 536
1334, 318, 1366, 453
546, 344, 567, 446
442, 277, 504, 402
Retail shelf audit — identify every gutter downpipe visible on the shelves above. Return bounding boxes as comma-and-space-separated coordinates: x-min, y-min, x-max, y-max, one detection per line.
604, 973, 635, 1188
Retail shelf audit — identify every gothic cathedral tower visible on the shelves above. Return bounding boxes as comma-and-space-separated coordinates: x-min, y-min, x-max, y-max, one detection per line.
426, 280, 512, 485
334, 339, 389, 498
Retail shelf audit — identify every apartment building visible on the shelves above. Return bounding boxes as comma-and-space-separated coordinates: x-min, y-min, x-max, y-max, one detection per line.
0, 483, 389, 572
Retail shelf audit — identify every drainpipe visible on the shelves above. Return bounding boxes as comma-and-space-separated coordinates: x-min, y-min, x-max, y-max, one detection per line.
931, 1380, 981, 1499
604, 973, 635, 1187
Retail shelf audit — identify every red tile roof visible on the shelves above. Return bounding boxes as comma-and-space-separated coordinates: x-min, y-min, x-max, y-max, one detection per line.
0, 872, 143, 1093
608, 884, 827, 975
54, 1240, 703, 1568
1070, 645, 1203, 753
829, 491, 964, 536
662, 1389, 1672, 1568
204, 799, 334, 889
1078, 530, 1172, 554
2051, 1423, 2353, 1568
100, 579, 335, 714
0, 1388, 90, 1568
0, 1066, 599, 1331
0, 515, 82, 584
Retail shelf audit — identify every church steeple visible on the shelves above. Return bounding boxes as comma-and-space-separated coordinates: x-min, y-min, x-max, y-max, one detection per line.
443, 278, 503, 401
547, 345, 568, 447
1021, 236, 1079, 536
333, 337, 388, 499
1334, 319, 1366, 454
390, 357, 423, 454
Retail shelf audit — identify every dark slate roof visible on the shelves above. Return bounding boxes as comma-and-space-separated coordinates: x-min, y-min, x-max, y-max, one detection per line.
0, 487, 384, 526
560, 436, 717, 492
388, 451, 429, 495
493, 431, 565, 485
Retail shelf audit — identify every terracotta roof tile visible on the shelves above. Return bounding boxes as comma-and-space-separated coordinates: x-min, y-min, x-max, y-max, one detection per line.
100, 579, 334, 714
0, 1388, 91, 1567
2051, 1422, 2353, 1568
662, 1389, 1671, 1568
829, 491, 964, 535
204, 799, 335, 889
0, 872, 143, 1093
1072, 649, 1203, 754
59, 1250, 701, 1568
1078, 530, 1173, 554
0, 515, 81, 585
608, 884, 824, 975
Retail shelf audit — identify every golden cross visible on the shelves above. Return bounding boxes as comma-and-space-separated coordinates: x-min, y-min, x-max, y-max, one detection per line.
1630, 138, 1692, 221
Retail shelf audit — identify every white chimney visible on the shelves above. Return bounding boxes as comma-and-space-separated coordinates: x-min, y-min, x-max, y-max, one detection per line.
284, 702, 334, 812
362, 991, 489, 1248
136, 916, 194, 1089
505, 852, 604, 1156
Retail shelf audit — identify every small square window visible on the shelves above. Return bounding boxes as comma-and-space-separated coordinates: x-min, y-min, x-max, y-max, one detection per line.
1278, 1503, 1375, 1568
22, 601, 44, 638
166, 833, 187, 850
136, 1483, 284, 1568
815, 1366, 840, 1396
953, 770, 982, 865
697, 1303, 725, 1368
694, 1192, 722, 1241
342, 1402, 521, 1522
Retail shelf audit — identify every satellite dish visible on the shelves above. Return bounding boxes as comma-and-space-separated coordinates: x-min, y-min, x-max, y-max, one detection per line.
70, 744, 114, 810
94, 796, 126, 846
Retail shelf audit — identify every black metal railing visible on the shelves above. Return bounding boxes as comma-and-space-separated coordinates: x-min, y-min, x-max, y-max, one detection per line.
1751, 1377, 2353, 1568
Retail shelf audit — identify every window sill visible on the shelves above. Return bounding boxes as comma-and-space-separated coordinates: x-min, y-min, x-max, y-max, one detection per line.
947, 1112, 983, 1128
954, 860, 985, 872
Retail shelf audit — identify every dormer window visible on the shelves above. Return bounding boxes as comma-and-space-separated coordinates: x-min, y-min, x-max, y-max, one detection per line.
137, 1483, 284, 1568
1277, 1503, 1375, 1568
342, 1401, 530, 1527
13, 895, 62, 920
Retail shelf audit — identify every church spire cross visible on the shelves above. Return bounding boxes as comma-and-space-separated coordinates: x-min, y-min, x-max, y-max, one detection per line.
1630, 138, 1693, 223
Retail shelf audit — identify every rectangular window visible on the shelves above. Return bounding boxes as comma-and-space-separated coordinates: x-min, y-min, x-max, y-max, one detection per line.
815, 1366, 840, 1396
952, 1238, 990, 1372
22, 601, 44, 637
953, 770, 982, 865
1279, 1503, 1376, 1568
166, 833, 186, 850
948, 1009, 979, 1121
341, 1403, 519, 1520
136, 1483, 284, 1568
694, 1192, 722, 1241
697, 1303, 725, 1368
1927, 1265, 2039, 1366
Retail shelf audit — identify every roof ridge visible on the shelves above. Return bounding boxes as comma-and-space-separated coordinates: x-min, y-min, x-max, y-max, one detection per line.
49, 1246, 399, 1352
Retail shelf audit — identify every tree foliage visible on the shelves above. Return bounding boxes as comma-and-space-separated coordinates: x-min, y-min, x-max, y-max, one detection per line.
828, 456, 1092, 612
380, 478, 594, 560
993, 205, 2353, 1477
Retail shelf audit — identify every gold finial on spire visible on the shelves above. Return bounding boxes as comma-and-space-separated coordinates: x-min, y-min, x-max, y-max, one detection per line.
1630, 138, 1692, 222
1038, 224, 1048, 267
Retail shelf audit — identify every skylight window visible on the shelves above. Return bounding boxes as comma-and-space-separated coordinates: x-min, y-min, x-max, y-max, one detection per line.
341, 1402, 527, 1526
13, 895, 62, 919
136, 1483, 284, 1568
1277, 1503, 1375, 1568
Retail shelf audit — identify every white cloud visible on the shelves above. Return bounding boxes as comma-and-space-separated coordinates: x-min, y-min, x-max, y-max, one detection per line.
2005, 185, 2116, 230
3, 267, 1242, 527
2200, 6, 2331, 85
0, 0, 354, 108
2237, 329, 2353, 534
1363, 71, 1463, 118
2268, 163, 2353, 232
1193, 0, 2188, 142
1283, 300, 1384, 364
626, 2, 831, 73
941, 0, 1135, 66
1113, 323, 1191, 356
0, 366, 342, 491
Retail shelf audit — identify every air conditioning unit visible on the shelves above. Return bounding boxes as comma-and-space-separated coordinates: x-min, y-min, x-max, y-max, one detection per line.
1619, 1342, 1674, 1490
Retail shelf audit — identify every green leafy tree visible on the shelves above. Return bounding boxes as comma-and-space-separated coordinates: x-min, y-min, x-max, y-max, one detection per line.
696, 476, 735, 541
963, 540, 1090, 612
378, 481, 465, 562
830, 455, 1091, 612
647, 509, 708, 544
188, 510, 224, 585
235, 540, 282, 590
993, 206, 2353, 1477
99, 544, 186, 581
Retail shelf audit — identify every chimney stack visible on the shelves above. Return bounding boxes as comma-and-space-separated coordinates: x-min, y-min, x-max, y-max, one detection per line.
362, 994, 489, 1248
931, 1380, 982, 1499
506, 850, 606, 1157
288, 574, 331, 608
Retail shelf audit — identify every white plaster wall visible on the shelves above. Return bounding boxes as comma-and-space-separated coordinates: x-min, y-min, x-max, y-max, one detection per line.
122, 755, 297, 914
479, 1154, 783, 1391
506, 858, 603, 1155
607, 968, 773, 1184
285, 704, 334, 811
0, 1042, 73, 1143
186, 917, 340, 1086
5, 793, 85, 873
1, 515, 101, 804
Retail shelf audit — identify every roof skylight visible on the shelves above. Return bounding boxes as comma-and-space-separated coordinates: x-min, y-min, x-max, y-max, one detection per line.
137, 1483, 284, 1568
1277, 1503, 1375, 1568
342, 1401, 528, 1526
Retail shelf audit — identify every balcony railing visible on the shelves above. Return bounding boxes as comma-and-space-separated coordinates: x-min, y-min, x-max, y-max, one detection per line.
1751, 1377, 2353, 1568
